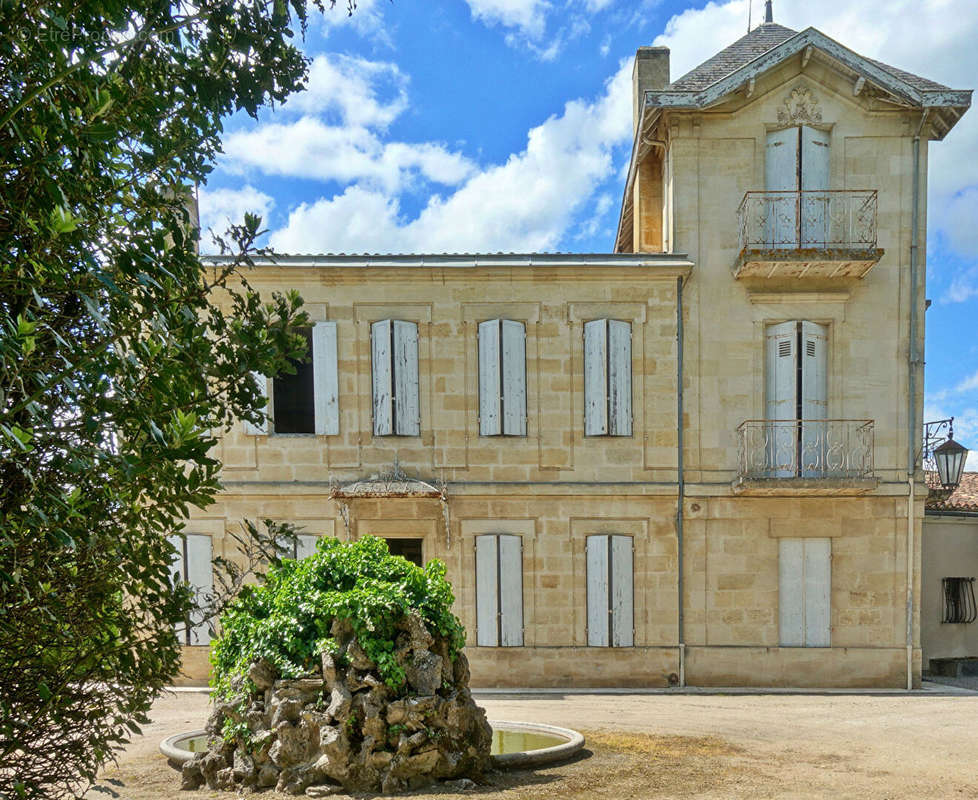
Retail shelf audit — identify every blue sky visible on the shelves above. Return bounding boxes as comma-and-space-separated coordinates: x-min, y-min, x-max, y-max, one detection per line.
198, 0, 978, 466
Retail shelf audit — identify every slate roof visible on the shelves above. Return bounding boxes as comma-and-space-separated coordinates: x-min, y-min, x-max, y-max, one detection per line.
666, 22, 951, 94
668, 23, 799, 91
926, 472, 978, 513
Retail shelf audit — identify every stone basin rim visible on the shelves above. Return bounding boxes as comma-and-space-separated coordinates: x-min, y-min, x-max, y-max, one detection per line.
160, 720, 585, 769
486, 719, 585, 768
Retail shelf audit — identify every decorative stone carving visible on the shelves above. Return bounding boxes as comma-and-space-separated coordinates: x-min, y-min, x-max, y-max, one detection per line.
776, 86, 823, 126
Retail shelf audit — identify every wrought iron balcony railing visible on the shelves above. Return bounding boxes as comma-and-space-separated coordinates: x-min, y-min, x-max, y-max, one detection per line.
737, 419, 875, 480
737, 190, 878, 252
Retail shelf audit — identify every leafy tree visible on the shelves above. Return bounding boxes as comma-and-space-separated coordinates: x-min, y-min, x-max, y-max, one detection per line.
0, 2, 354, 797
211, 536, 467, 700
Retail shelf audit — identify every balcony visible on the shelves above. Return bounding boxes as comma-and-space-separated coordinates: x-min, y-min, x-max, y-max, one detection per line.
734, 190, 884, 282
733, 419, 878, 495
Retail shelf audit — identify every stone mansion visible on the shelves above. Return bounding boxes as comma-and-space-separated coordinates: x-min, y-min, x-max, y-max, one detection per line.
175, 16, 971, 687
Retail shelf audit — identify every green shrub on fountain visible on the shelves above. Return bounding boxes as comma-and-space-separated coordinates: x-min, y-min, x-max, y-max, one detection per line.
187, 536, 492, 796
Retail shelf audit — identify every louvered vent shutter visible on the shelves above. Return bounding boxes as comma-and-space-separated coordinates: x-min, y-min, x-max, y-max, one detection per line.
244, 372, 270, 435
800, 321, 828, 477
765, 321, 797, 478
607, 320, 632, 436
185, 534, 213, 645
584, 320, 608, 435
501, 320, 527, 436
478, 320, 501, 436
313, 321, 339, 436
371, 320, 393, 436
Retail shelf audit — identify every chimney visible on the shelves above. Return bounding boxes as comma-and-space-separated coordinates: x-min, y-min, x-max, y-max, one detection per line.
633, 46, 670, 135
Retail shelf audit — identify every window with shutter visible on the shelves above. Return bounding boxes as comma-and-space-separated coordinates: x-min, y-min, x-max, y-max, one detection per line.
372, 320, 420, 436
764, 321, 828, 477
584, 319, 632, 437
475, 533, 524, 647
586, 534, 634, 647
765, 125, 830, 248
779, 537, 830, 647
168, 534, 213, 646
274, 328, 315, 434
479, 319, 527, 436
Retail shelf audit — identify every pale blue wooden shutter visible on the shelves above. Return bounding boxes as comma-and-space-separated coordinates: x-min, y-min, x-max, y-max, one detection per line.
779, 538, 805, 646
478, 320, 501, 436
313, 321, 339, 436
803, 538, 831, 647
801, 321, 828, 477
393, 320, 420, 436
610, 535, 634, 646
765, 127, 799, 248
607, 320, 632, 436
779, 538, 830, 647
296, 534, 319, 560
587, 534, 633, 647
371, 320, 393, 436
244, 372, 270, 435
475, 533, 523, 647
475, 534, 499, 646
800, 126, 831, 246
185, 534, 213, 645
584, 320, 608, 435
765, 321, 797, 478
501, 320, 527, 436
498, 534, 524, 646
586, 535, 609, 646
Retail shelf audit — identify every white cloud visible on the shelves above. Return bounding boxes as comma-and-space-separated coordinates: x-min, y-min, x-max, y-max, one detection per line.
284, 55, 408, 128
223, 116, 474, 193
313, 0, 390, 42
463, 0, 550, 39
269, 58, 634, 253
197, 184, 275, 238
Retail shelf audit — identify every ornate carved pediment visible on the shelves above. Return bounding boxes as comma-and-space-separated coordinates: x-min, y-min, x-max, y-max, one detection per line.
777, 86, 823, 126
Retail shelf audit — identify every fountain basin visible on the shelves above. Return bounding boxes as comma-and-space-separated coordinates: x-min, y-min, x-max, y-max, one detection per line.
161, 720, 584, 769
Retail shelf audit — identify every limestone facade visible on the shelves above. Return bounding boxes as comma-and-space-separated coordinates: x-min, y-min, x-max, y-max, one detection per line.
176, 24, 971, 688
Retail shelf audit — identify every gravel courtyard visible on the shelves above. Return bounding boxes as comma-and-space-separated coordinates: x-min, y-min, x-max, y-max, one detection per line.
88, 685, 978, 799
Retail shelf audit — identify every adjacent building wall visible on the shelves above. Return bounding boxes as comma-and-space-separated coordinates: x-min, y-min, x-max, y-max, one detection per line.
921, 515, 978, 667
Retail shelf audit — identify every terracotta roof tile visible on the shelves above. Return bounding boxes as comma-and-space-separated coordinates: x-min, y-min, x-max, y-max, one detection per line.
926, 472, 978, 512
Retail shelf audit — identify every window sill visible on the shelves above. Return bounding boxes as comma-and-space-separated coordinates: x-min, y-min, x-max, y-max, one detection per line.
732, 476, 878, 496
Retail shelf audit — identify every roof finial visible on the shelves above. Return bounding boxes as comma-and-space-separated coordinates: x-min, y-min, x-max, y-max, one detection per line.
764, 0, 773, 23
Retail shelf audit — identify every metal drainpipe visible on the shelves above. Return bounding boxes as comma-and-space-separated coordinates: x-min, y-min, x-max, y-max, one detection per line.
906, 110, 928, 691
676, 275, 686, 687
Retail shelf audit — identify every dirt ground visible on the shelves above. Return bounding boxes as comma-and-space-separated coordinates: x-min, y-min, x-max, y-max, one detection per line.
86, 688, 978, 799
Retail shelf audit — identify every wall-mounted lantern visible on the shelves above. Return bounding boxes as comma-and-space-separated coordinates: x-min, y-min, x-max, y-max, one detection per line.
924, 418, 969, 491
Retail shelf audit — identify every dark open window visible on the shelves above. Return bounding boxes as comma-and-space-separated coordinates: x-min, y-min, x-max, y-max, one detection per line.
273, 328, 314, 433
942, 577, 977, 624
385, 537, 423, 566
